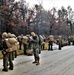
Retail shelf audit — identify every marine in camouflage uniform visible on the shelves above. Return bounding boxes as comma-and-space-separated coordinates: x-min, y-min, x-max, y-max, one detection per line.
10, 34, 18, 60
22, 36, 28, 55
2, 32, 13, 72
7, 34, 18, 70
68, 36, 71, 45
58, 36, 62, 50
31, 32, 40, 65
48, 35, 54, 51
17, 35, 23, 50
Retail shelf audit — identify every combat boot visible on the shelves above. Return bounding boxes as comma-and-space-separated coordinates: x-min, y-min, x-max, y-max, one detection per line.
32, 57, 37, 64
36, 57, 40, 65
2, 68, 8, 72
9, 67, 13, 70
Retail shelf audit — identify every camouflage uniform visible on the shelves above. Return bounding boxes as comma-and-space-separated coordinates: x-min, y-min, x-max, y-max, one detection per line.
31, 32, 40, 65
22, 36, 28, 55
41, 35, 46, 50
2, 32, 13, 72
58, 36, 62, 50
48, 35, 54, 51
68, 36, 71, 45
10, 34, 18, 60
17, 35, 23, 50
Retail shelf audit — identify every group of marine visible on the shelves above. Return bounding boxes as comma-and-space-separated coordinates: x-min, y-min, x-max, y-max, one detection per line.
1, 31, 74, 72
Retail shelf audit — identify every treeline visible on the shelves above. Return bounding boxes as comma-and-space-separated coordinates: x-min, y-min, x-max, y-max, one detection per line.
0, 0, 74, 36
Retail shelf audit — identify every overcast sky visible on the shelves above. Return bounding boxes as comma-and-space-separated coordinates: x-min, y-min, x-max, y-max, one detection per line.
15, 0, 74, 10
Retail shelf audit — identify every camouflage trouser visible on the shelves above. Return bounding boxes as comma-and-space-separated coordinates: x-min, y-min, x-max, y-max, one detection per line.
3, 53, 8, 70
48, 44, 53, 51
33, 48, 39, 59
59, 44, 61, 50
33, 47, 40, 64
8, 52, 13, 69
23, 44, 28, 55
14, 50, 17, 58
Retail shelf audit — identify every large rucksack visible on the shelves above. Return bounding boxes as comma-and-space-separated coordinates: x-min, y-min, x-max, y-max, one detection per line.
38, 35, 42, 45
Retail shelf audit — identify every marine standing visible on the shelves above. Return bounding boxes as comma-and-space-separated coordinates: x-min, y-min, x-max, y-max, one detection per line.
31, 32, 40, 65
2, 32, 13, 72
